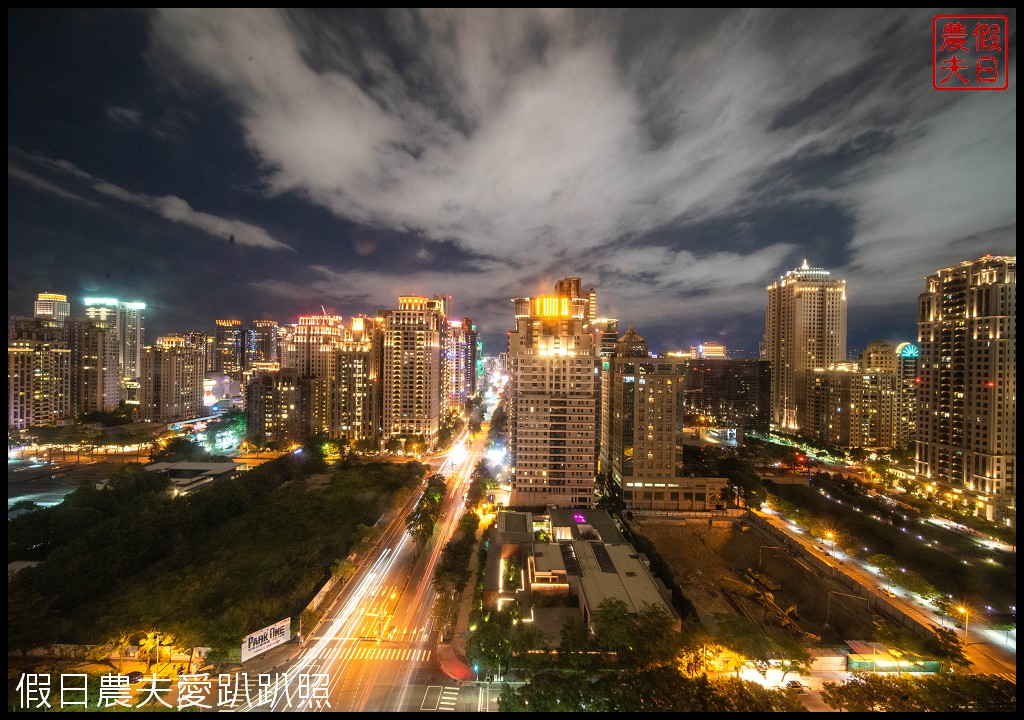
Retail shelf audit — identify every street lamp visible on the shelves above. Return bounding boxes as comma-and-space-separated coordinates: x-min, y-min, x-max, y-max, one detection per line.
957, 606, 970, 644
824, 531, 836, 557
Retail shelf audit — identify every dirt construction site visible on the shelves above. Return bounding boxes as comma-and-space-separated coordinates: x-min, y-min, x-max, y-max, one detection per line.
636, 516, 880, 646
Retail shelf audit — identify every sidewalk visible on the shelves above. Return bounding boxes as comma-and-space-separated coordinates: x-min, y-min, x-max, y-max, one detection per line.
435, 527, 482, 682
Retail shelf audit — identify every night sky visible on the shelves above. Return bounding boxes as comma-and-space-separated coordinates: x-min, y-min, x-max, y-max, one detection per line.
8, 9, 1016, 357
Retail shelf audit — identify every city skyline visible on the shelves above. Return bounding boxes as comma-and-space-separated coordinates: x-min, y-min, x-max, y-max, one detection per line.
9, 9, 1017, 356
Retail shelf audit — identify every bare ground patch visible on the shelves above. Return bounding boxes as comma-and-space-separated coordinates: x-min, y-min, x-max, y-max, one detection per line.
636, 518, 879, 644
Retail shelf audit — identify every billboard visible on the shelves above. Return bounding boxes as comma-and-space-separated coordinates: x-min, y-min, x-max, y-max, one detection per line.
240, 617, 291, 662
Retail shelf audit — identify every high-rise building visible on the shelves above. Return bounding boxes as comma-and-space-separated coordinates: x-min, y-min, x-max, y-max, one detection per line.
214, 319, 244, 378
8, 338, 71, 429
804, 362, 887, 449
860, 340, 918, 449
916, 255, 1015, 523
246, 320, 279, 369
120, 302, 146, 381
245, 367, 328, 448
682, 357, 771, 437
599, 330, 730, 512
446, 318, 478, 415
591, 318, 619, 358
508, 291, 596, 508
383, 297, 446, 448
67, 316, 120, 416
333, 316, 383, 445
138, 340, 205, 422
83, 297, 146, 399
764, 260, 847, 431
9, 315, 65, 343
184, 331, 216, 372
33, 293, 70, 324
288, 315, 344, 380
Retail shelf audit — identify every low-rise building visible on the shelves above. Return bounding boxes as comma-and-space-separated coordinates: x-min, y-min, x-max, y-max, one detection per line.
482, 508, 680, 636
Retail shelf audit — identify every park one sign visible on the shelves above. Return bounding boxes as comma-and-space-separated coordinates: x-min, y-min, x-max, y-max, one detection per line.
241, 618, 291, 662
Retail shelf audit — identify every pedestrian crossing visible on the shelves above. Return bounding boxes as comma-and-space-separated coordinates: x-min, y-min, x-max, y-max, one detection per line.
309, 645, 432, 663
991, 672, 1015, 685
437, 686, 459, 711
419, 685, 461, 712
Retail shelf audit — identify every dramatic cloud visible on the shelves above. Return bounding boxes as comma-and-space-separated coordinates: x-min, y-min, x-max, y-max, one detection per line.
8, 9, 1016, 352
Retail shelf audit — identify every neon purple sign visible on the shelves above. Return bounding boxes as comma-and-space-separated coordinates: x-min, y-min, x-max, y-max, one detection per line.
573, 513, 586, 523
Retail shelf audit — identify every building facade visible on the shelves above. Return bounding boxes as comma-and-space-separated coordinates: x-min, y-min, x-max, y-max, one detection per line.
508, 292, 596, 508
382, 296, 445, 448
82, 297, 146, 403
33, 292, 70, 324
8, 339, 72, 429
764, 260, 847, 431
332, 316, 383, 445
67, 316, 120, 416
138, 340, 205, 423
245, 367, 328, 448
598, 328, 730, 511
916, 255, 1015, 523
246, 319, 279, 368
214, 319, 244, 378
681, 357, 771, 436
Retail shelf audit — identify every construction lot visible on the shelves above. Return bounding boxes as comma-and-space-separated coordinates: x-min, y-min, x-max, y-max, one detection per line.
637, 516, 879, 645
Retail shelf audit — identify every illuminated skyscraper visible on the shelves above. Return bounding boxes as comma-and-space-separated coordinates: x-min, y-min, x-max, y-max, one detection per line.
67, 316, 120, 416
83, 297, 146, 403
8, 338, 71, 429
333, 316, 383, 445
916, 255, 1015, 522
33, 292, 70, 324
246, 319, 279, 368
184, 331, 216, 372
860, 340, 918, 449
446, 318, 478, 416
599, 329, 731, 512
214, 319, 244, 378
508, 290, 596, 508
245, 368, 328, 448
383, 296, 445, 448
287, 315, 344, 380
763, 260, 847, 431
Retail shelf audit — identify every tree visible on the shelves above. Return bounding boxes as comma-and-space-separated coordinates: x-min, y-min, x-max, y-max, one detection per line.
712, 613, 777, 678
431, 593, 460, 636
405, 508, 435, 548
558, 616, 596, 671
466, 615, 510, 676
821, 673, 1015, 712
592, 598, 634, 659
595, 471, 624, 513
150, 435, 209, 463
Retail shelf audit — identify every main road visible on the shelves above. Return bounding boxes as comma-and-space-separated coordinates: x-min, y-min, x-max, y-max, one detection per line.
753, 507, 1016, 681
239, 427, 493, 712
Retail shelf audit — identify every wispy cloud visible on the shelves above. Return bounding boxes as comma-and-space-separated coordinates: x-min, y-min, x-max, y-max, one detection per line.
15, 154, 294, 252
8, 164, 99, 208
104, 105, 143, 127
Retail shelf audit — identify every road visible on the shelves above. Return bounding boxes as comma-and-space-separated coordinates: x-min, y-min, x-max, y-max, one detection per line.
753, 507, 1016, 681
235, 428, 490, 712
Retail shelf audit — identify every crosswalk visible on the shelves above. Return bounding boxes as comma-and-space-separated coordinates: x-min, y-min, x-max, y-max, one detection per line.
308, 644, 432, 663
437, 686, 459, 712
991, 672, 1016, 685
